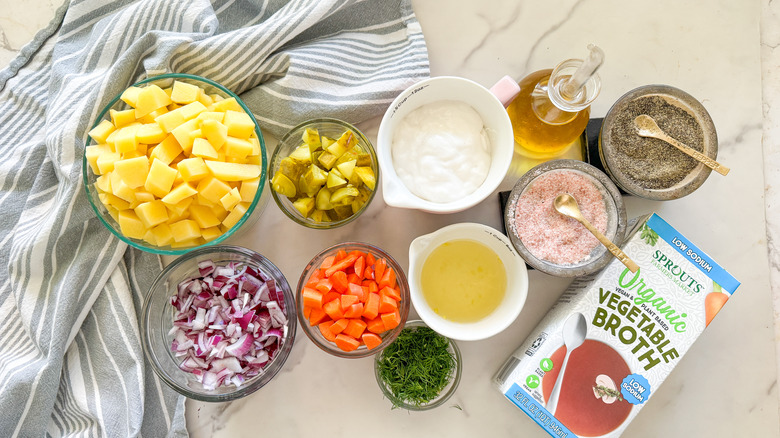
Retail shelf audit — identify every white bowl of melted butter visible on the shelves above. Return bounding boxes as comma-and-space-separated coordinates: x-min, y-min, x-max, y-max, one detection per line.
408, 222, 528, 341
377, 76, 514, 213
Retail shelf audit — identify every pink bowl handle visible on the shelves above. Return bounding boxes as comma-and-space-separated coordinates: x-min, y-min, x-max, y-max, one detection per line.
490, 75, 521, 107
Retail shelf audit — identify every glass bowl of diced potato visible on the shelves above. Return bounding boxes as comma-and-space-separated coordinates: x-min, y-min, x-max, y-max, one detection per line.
82, 73, 269, 255
269, 118, 379, 229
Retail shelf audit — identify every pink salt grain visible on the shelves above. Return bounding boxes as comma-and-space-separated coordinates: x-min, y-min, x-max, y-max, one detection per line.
512, 170, 608, 265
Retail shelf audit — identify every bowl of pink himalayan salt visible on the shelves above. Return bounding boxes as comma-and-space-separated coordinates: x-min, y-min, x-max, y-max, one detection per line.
505, 159, 627, 277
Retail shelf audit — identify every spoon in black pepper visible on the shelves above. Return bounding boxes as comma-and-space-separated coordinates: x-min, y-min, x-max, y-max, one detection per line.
633, 114, 730, 176
553, 194, 638, 273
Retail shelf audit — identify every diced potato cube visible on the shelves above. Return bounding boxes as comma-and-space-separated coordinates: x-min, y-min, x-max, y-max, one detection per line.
223, 136, 253, 159
118, 210, 147, 239
248, 136, 262, 156
109, 172, 136, 203
201, 226, 222, 242
171, 119, 201, 153
169, 219, 201, 242
135, 200, 169, 228
135, 84, 172, 118
222, 110, 255, 139
155, 107, 187, 133
136, 123, 167, 144
151, 223, 174, 247
189, 204, 221, 228
197, 176, 232, 204
113, 125, 140, 154
222, 202, 249, 229
85, 143, 112, 174
113, 156, 149, 189
191, 138, 218, 160
177, 157, 210, 182
166, 198, 193, 218
196, 111, 224, 124
220, 187, 241, 210
209, 97, 242, 113
244, 155, 261, 165
120, 86, 143, 108
170, 81, 200, 104
201, 120, 228, 150
179, 101, 208, 121
161, 182, 197, 205
239, 177, 260, 202
134, 191, 155, 204
95, 174, 112, 193
149, 134, 182, 165
88, 120, 116, 144
96, 150, 121, 174
197, 90, 214, 107
101, 192, 131, 210
142, 229, 157, 246
145, 158, 178, 198
110, 108, 136, 128
203, 160, 261, 181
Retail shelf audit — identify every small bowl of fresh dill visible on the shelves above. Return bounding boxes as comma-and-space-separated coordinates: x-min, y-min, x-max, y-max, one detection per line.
374, 320, 462, 410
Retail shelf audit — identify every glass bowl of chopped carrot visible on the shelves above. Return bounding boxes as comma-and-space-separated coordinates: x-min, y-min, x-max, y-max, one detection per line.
296, 241, 410, 358
374, 320, 462, 410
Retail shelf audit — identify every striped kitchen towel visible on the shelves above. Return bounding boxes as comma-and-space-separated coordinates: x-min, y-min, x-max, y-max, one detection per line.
0, 0, 429, 436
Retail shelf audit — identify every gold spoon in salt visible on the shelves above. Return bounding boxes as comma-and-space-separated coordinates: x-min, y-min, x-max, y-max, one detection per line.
633, 114, 730, 176
553, 194, 638, 273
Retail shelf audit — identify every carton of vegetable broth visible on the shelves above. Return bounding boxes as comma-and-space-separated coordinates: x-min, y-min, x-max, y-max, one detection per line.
493, 213, 739, 438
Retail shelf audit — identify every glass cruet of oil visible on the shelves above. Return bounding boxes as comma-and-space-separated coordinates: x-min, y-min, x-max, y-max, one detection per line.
507, 44, 604, 158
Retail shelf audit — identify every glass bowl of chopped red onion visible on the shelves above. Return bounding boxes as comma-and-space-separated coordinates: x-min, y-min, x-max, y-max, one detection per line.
141, 245, 296, 402
504, 159, 628, 277
296, 242, 411, 359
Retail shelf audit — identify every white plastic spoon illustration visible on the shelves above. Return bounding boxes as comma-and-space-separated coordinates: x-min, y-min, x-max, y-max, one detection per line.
546, 312, 588, 415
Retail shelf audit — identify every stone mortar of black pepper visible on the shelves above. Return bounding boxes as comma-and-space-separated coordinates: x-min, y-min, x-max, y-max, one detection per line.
608, 95, 704, 190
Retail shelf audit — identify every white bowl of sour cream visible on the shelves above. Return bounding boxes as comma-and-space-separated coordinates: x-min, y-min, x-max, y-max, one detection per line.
377, 76, 514, 213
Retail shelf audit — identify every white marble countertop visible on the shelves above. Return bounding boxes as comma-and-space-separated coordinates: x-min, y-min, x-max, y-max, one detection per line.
3, 0, 779, 437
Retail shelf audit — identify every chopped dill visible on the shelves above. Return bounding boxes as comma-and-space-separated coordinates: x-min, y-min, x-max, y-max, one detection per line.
377, 326, 456, 408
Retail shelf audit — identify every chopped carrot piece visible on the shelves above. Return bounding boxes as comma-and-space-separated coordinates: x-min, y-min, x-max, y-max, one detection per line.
343, 319, 367, 339
362, 292, 380, 320
340, 294, 359, 311
335, 249, 347, 262
380, 309, 401, 330
308, 308, 328, 326
347, 283, 365, 301
365, 317, 386, 334
374, 258, 386, 286
330, 270, 349, 293
344, 303, 364, 318
363, 266, 374, 280
303, 305, 313, 320
353, 256, 365, 278
329, 318, 349, 336
320, 255, 336, 270
362, 332, 382, 350
380, 285, 401, 301
323, 299, 345, 320
361, 286, 369, 303
378, 267, 397, 290
315, 278, 333, 293
305, 268, 324, 287
318, 321, 337, 342
325, 253, 359, 277
366, 252, 376, 266
323, 290, 341, 304
334, 333, 360, 352
378, 294, 398, 313
302, 287, 324, 309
